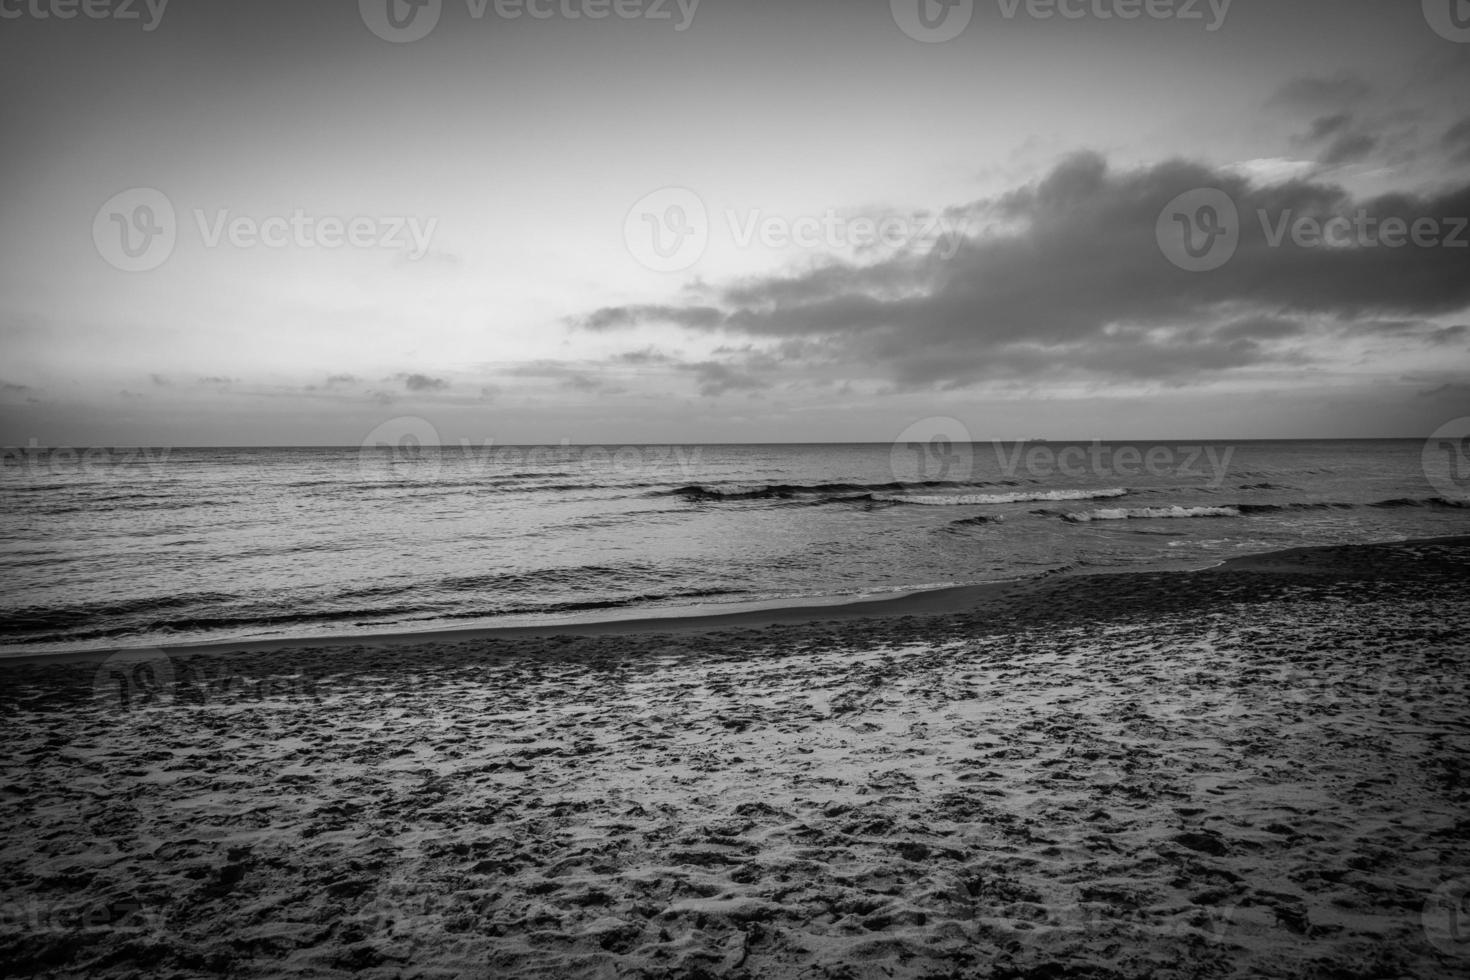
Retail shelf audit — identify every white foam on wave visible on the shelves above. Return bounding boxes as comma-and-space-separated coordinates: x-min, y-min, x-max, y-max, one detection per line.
874, 488, 1129, 507
1064, 505, 1241, 523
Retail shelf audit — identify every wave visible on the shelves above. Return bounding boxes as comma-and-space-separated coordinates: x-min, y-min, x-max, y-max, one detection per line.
1064, 496, 1467, 522
948, 515, 1006, 527
439, 587, 742, 619
1367, 497, 1469, 509
0, 591, 242, 637
1063, 506, 1241, 523
657, 479, 1016, 503
3, 587, 750, 646
1235, 502, 1355, 514
878, 488, 1129, 507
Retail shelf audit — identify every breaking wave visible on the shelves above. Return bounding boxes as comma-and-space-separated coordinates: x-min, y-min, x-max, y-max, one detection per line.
877, 489, 1129, 507
656, 479, 1015, 503
1063, 506, 1241, 523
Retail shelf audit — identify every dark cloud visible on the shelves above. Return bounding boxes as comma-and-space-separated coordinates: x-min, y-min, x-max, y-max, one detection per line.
573, 153, 1470, 390
679, 361, 770, 398
1270, 72, 1371, 109
149, 373, 171, 386
1445, 117, 1470, 163
198, 376, 234, 384
1297, 111, 1380, 168
325, 373, 358, 385
614, 348, 675, 365
1308, 114, 1354, 141
582, 305, 724, 332
398, 373, 448, 392
504, 361, 622, 395
1319, 133, 1378, 166
1417, 381, 1470, 401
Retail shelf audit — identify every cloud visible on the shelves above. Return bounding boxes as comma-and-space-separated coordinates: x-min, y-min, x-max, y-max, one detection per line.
582, 305, 724, 332
572, 152, 1470, 391
1444, 117, 1470, 163
1270, 72, 1370, 110
397, 373, 448, 392
325, 373, 358, 386
1297, 113, 1378, 167
504, 360, 623, 395
679, 361, 770, 398
1308, 114, 1354, 141
1417, 380, 1470, 402
1318, 133, 1378, 166
614, 347, 675, 365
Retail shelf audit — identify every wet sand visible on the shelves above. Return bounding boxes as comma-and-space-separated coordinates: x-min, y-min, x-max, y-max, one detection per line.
1, 537, 1468, 978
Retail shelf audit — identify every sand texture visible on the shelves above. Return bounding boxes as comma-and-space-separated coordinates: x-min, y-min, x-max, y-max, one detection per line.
1, 538, 1468, 978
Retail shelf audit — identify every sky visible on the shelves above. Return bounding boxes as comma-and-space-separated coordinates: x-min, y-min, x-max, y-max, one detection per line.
1, 0, 1468, 445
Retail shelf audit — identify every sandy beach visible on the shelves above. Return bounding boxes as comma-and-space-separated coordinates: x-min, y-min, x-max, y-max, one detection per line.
2, 537, 1468, 979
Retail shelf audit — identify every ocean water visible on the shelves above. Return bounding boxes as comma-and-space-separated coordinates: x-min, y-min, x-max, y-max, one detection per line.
2, 439, 1467, 653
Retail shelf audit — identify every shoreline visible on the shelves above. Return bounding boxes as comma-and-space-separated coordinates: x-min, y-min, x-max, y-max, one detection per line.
2, 534, 1466, 671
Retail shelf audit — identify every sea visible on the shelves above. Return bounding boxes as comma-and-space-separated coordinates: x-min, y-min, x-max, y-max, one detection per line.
2, 439, 1467, 654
